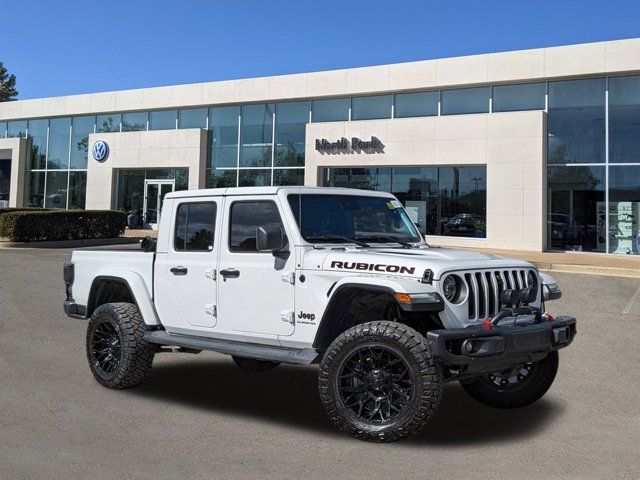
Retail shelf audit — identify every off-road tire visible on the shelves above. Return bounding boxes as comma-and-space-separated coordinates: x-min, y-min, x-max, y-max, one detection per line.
318, 321, 442, 443
232, 356, 280, 372
461, 351, 559, 409
86, 302, 154, 389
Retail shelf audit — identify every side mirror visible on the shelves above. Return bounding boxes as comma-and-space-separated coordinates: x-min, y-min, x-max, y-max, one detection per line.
256, 226, 284, 251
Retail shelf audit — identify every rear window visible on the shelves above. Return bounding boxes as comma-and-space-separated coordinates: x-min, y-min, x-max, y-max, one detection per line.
174, 202, 217, 251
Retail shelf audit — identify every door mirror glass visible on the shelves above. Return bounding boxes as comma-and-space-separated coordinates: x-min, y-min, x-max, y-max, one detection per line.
256, 225, 284, 251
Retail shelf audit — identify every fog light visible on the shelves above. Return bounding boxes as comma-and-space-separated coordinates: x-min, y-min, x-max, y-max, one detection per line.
464, 341, 474, 353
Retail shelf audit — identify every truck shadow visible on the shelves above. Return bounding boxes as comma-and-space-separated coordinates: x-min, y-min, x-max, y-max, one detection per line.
132, 356, 563, 445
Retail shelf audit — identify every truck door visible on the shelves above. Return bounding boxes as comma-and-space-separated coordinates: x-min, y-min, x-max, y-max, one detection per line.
217, 197, 295, 336
154, 198, 221, 330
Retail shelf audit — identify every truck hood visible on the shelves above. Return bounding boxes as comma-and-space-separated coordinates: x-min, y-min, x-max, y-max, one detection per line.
304, 246, 533, 280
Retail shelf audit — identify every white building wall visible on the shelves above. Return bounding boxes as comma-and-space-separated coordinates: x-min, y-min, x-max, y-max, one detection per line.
304, 111, 546, 251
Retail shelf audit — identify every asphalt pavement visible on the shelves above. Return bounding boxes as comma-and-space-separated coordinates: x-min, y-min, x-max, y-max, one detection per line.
1, 244, 639, 480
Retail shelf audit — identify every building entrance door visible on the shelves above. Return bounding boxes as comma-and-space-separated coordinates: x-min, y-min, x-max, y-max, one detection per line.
0, 159, 11, 208
143, 179, 175, 226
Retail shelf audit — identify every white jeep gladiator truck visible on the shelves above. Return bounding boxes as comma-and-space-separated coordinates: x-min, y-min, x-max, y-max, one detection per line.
63, 186, 575, 442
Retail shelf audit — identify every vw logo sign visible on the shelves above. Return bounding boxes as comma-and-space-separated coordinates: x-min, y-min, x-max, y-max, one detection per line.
92, 140, 109, 162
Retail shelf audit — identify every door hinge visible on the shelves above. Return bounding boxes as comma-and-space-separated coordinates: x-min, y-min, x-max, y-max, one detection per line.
205, 304, 217, 317
206, 268, 216, 281
281, 310, 295, 325
282, 272, 295, 285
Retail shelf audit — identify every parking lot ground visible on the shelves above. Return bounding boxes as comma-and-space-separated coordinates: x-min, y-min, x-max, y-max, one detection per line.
1, 245, 639, 480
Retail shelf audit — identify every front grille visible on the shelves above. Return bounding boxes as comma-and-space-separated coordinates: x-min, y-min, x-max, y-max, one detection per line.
462, 269, 535, 320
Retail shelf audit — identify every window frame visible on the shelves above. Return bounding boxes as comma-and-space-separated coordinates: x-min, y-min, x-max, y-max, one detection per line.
173, 200, 218, 252
227, 199, 286, 253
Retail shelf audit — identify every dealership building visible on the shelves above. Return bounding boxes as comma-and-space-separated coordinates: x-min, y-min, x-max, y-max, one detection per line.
1, 38, 640, 254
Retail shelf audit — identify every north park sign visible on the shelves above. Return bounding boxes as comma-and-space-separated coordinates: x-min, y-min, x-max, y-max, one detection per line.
315, 136, 384, 154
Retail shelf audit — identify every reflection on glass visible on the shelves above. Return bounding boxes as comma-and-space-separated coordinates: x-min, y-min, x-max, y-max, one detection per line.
608, 166, 640, 254
7, 120, 27, 138
122, 112, 148, 132
351, 95, 392, 120
206, 169, 237, 188
27, 119, 48, 170
548, 78, 605, 164
149, 110, 177, 130
179, 108, 207, 129
324, 166, 487, 238
273, 169, 303, 186
275, 101, 308, 167
0, 159, 11, 206
238, 169, 271, 186
394, 91, 438, 118
312, 98, 350, 122
609, 75, 640, 164
47, 118, 71, 170
45, 170, 68, 209
116, 169, 188, 212
209, 106, 239, 168
71, 116, 94, 169
547, 166, 605, 252
441, 87, 490, 115
492, 83, 545, 112
24, 171, 45, 207
96, 114, 121, 133
0, 122, 7, 138
240, 104, 273, 168
68, 171, 87, 209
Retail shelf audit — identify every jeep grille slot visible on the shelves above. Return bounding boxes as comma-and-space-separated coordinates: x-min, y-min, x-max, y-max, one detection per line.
461, 269, 536, 320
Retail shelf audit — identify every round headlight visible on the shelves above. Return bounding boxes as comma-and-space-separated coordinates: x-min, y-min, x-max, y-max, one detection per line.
527, 270, 538, 289
442, 275, 459, 302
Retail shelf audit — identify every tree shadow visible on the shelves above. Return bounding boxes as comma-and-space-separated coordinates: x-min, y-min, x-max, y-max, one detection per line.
131, 356, 563, 445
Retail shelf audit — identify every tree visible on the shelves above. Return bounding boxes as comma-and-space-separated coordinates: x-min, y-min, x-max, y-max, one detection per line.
0, 61, 18, 102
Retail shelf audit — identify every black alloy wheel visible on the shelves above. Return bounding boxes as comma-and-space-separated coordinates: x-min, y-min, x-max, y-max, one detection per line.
89, 319, 122, 378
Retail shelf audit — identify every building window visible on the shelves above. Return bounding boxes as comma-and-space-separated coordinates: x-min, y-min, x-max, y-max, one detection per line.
492, 82, 545, 112
394, 91, 438, 118
311, 98, 350, 123
275, 101, 308, 167
68, 171, 87, 210
116, 168, 188, 213
238, 169, 271, 186
174, 202, 217, 251
608, 166, 640, 254
149, 110, 177, 130
547, 165, 605, 252
209, 106, 239, 171
70, 116, 94, 170
0, 122, 7, 138
273, 168, 303, 186
0, 159, 11, 207
122, 112, 148, 132
441, 87, 490, 115
323, 166, 486, 238
240, 103, 274, 168
7, 120, 27, 138
351, 95, 392, 120
96, 114, 121, 133
24, 171, 45, 207
27, 119, 48, 170
609, 75, 640, 164
548, 78, 605, 164
207, 168, 236, 188
45, 170, 68, 209
179, 108, 207, 129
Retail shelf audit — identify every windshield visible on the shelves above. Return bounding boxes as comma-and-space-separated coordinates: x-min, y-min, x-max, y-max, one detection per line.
288, 194, 423, 245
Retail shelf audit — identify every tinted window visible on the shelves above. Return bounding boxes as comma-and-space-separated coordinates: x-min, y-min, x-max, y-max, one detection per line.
394, 91, 438, 118
174, 202, 217, 251
209, 106, 239, 168
492, 83, 545, 112
275, 101, 309, 167
0, 122, 7, 138
149, 110, 177, 130
27, 119, 48, 169
609, 75, 640, 164
351, 95, 392, 120
240, 103, 274, 168
312, 98, 350, 122
47, 118, 71, 170
71, 115, 95, 169
441, 87, 490, 115
96, 114, 121, 133
122, 112, 148, 132
229, 201, 284, 252
179, 108, 207, 129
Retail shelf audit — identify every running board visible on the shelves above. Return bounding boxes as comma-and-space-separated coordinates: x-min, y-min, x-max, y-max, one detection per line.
144, 331, 319, 365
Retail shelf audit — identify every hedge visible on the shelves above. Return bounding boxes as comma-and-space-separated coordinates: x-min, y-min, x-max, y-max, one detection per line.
0, 210, 127, 242
0, 207, 49, 216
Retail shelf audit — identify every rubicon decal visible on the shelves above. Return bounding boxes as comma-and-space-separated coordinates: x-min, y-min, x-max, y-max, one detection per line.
330, 261, 415, 275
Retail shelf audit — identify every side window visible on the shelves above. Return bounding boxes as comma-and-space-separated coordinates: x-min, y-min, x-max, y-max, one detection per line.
174, 202, 217, 251
229, 201, 285, 252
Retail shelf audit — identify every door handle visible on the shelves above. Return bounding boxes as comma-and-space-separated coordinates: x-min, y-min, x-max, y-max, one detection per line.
220, 268, 240, 280
170, 266, 188, 276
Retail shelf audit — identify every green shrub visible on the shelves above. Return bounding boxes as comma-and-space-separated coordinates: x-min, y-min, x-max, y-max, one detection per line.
0, 207, 48, 216
0, 210, 127, 242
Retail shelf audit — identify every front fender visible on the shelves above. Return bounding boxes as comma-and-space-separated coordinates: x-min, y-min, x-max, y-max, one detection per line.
89, 269, 161, 326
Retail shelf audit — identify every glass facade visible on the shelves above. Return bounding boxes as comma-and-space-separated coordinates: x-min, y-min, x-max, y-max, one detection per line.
0, 72, 637, 252
324, 166, 487, 238
116, 168, 188, 213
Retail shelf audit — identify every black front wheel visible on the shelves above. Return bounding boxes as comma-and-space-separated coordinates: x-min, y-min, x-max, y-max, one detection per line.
86, 303, 154, 389
319, 321, 442, 443
461, 351, 559, 409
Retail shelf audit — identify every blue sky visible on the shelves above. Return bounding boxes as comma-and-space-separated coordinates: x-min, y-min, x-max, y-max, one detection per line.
1, 0, 639, 99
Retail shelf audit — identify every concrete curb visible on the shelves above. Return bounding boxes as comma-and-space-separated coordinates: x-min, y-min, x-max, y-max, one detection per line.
0, 237, 140, 249
535, 263, 640, 279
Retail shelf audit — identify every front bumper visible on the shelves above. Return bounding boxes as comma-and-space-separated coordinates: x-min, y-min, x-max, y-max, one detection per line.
427, 315, 576, 378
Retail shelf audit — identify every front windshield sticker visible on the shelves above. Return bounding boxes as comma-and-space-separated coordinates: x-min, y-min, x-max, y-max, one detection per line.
390, 200, 402, 209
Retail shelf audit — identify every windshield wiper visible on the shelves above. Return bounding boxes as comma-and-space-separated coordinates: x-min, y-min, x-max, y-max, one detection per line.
359, 235, 414, 248
305, 235, 370, 247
